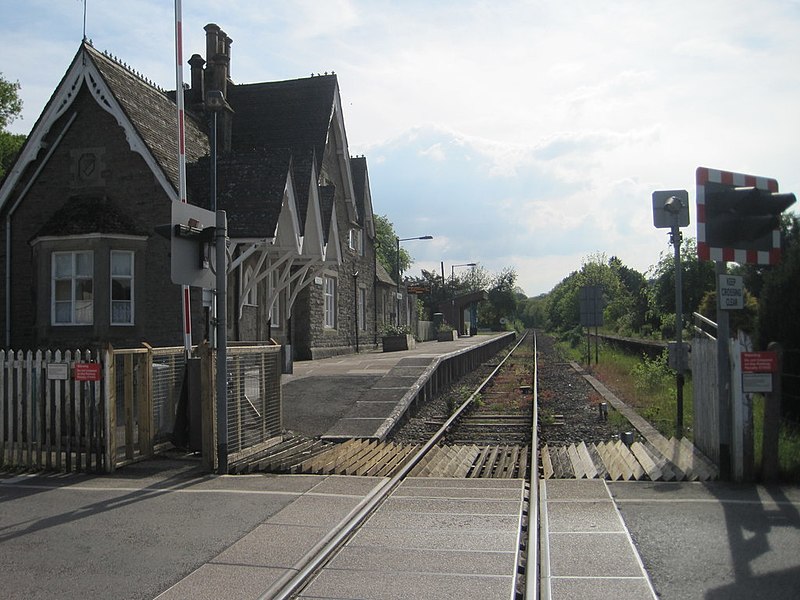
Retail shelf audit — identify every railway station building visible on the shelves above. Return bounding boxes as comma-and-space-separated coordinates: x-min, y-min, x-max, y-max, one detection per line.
0, 23, 415, 359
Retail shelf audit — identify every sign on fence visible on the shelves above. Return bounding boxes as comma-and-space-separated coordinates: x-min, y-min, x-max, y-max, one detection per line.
74, 362, 102, 381
741, 351, 778, 393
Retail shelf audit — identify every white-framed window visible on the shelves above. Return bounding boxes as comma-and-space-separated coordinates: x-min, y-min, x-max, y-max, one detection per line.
242, 266, 258, 306
358, 287, 366, 331
110, 250, 134, 325
348, 228, 363, 255
52, 251, 93, 325
269, 269, 280, 323
323, 275, 337, 328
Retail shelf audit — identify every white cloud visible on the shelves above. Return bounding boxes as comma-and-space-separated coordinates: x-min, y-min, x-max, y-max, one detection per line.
3, 0, 798, 297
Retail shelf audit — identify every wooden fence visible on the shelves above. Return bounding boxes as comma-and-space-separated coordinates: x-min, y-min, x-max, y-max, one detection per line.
2, 343, 284, 474
691, 336, 719, 465
0, 349, 106, 473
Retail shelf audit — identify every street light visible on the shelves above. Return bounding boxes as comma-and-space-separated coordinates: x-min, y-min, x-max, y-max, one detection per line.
395, 235, 433, 324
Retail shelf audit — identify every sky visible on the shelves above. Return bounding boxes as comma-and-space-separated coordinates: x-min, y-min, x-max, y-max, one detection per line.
3, 0, 799, 296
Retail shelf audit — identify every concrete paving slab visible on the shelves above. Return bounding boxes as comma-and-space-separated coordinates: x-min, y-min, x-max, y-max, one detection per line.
327, 545, 516, 576
299, 569, 512, 600
393, 485, 523, 500
306, 474, 386, 496
266, 493, 365, 528
381, 496, 522, 515
400, 477, 523, 489
210, 523, 326, 568
545, 477, 610, 500
349, 526, 519, 552
323, 417, 391, 439
550, 577, 657, 600
396, 357, 439, 367
363, 509, 520, 531
546, 500, 626, 532
548, 532, 645, 577
541, 479, 658, 600
375, 375, 424, 387
156, 563, 289, 600
343, 401, 400, 418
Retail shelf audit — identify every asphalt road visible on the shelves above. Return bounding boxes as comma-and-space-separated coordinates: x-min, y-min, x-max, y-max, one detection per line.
0, 457, 328, 600
609, 481, 800, 600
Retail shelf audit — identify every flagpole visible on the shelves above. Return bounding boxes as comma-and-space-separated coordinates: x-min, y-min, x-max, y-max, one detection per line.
174, 0, 192, 355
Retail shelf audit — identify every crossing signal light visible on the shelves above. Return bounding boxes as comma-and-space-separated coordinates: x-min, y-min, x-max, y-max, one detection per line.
704, 184, 796, 251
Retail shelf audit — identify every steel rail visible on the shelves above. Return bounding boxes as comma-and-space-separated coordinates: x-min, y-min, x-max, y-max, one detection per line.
260, 331, 530, 600
525, 330, 539, 600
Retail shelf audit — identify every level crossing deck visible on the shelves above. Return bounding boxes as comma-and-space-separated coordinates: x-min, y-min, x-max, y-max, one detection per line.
540, 478, 657, 600
296, 477, 526, 600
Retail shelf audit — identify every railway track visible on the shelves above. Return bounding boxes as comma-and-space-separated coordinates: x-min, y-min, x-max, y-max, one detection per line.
234, 333, 535, 478
256, 332, 538, 600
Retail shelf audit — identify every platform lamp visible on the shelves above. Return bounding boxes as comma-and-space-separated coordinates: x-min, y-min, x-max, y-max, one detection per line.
396, 235, 433, 325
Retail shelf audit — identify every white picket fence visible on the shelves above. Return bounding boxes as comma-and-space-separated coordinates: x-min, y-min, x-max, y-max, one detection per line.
0, 349, 107, 472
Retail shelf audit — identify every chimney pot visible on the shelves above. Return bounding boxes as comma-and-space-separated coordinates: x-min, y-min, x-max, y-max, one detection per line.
188, 53, 205, 105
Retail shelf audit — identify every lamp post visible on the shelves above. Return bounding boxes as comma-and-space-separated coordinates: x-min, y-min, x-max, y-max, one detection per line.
395, 235, 433, 325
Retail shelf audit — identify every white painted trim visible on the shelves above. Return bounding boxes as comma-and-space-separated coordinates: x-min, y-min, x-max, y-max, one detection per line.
0, 46, 178, 213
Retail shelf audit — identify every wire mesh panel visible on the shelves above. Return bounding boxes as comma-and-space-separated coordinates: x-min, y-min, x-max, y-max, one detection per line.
109, 347, 185, 462
226, 346, 281, 460
151, 349, 186, 445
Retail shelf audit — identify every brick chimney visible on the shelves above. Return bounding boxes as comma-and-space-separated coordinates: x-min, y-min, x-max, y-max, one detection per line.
204, 23, 233, 100
188, 53, 205, 106
203, 23, 234, 152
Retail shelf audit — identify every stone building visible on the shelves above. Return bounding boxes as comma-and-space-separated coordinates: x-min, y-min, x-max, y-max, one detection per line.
0, 24, 395, 360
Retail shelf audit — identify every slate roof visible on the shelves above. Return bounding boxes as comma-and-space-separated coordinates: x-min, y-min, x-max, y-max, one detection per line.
227, 75, 339, 230
86, 43, 209, 193
188, 148, 292, 239
289, 146, 316, 236
33, 195, 148, 239
376, 261, 397, 287
350, 156, 367, 227
319, 185, 336, 245
227, 75, 337, 160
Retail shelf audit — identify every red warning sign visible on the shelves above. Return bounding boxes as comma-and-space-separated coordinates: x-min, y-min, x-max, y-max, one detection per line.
74, 362, 102, 381
741, 352, 778, 373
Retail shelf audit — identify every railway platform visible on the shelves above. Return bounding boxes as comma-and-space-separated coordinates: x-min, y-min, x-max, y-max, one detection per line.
282, 332, 513, 441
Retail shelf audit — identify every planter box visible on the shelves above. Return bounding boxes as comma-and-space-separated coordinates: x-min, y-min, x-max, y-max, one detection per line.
437, 330, 458, 342
381, 334, 416, 352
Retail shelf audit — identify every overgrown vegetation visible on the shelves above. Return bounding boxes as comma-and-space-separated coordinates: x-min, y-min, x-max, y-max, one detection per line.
560, 341, 694, 438
562, 339, 800, 481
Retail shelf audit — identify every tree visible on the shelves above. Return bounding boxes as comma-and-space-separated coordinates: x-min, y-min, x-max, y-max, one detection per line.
373, 214, 411, 281
0, 73, 25, 179
647, 237, 715, 338
607, 256, 650, 336
757, 215, 800, 419
478, 267, 519, 330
